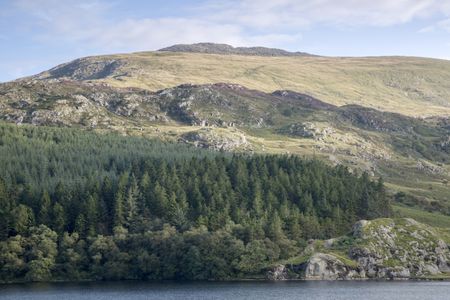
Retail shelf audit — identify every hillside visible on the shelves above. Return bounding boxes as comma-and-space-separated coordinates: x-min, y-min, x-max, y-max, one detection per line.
0, 43, 449, 227
1, 43, 450, 283
30, 45, 450, 117
1, 78, 449, 217
0, 123, 391, 282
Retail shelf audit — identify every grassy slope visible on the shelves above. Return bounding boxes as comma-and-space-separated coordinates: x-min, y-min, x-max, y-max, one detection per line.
53, 51, 450, 117
393, 205, 450, 228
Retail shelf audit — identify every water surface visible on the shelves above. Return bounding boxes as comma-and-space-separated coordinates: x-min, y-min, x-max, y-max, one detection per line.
1, 280, 449, 300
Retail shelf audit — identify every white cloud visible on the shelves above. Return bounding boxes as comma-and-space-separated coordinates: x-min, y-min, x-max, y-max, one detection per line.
8, 0, 450, 53
203, 0, 450, 29
419, 18, 450, 33
11, 0, 304, 51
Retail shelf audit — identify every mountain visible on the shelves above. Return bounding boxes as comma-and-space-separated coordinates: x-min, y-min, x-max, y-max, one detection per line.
1, 43, 450, 283
30, 44, 450, 117
1, 43, 450, 227
158, 42, 314, 56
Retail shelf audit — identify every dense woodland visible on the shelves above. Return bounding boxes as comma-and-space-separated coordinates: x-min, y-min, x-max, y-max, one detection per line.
0, 122, 391, 282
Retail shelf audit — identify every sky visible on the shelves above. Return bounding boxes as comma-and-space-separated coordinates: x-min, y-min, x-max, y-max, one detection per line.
1, 0, 450, 82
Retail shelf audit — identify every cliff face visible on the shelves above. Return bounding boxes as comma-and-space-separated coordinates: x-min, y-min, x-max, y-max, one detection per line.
267, 218, 450, 280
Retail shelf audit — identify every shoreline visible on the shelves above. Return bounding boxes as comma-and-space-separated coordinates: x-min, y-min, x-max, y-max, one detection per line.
2, 276, 450, 285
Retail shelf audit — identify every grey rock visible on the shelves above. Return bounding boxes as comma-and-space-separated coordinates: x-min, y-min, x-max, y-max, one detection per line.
266, 264, 288, 281
304, 253, 364, 280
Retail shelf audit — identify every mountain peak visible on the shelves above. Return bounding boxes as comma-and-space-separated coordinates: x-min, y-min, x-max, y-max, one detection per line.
158, 42, 314, 57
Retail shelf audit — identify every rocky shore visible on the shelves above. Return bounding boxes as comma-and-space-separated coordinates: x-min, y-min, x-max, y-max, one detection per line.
267, 218, 450, 280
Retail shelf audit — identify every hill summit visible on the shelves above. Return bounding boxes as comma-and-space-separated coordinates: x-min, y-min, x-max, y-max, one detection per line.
158, 42, 313, 56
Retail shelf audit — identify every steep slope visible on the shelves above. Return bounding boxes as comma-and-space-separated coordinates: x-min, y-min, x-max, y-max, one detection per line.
30, 45, 450, 117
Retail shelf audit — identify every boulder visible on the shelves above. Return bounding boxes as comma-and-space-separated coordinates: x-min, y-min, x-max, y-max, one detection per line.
304, 253, 364, 280
266, 264, 288, 281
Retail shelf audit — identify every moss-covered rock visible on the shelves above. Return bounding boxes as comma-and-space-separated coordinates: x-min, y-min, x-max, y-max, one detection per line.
268, 218, 450, 280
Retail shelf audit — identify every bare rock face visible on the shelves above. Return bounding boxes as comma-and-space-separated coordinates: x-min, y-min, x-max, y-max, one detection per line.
304, 253, 365, 280
416, 160, 447, 175
37, 58, 123, 80
179, 128, 250, 151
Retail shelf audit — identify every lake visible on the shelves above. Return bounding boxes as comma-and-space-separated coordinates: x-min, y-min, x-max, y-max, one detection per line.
0, 280, 449, 299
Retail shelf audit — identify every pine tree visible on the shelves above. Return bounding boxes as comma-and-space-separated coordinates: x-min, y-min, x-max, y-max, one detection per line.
152, 183, 168, 217
113, 172, 129, 228
0, 178, 11, 239
51, 202, 66, 234
74, 213, 86, 235
375, 177, 390, 217
85, 195, 99, 236
125, 174, 139, 228
266, 211, 285, 241
38, 191, 51, 225
250, 180, 263, 217
139, 172, 151, 214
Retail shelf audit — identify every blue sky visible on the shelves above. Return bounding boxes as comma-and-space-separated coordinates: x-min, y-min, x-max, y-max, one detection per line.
1, 0, 450, 82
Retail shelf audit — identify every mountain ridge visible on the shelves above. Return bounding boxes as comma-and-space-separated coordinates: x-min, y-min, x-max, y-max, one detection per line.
25, 48, 450, 117
158, 42, 314, 56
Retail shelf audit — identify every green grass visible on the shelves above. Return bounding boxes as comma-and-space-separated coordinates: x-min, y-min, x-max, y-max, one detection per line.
393, 205, 450, 228
325, 251, 359, 268
282, 254, 311, 265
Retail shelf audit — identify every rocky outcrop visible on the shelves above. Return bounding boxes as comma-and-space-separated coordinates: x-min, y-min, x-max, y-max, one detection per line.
159, 43, 313, 57
304, 253, 365, 280
266, 218, 450, 281
416, 160, 447, 175
277, 122, 335, 140
179, 128, 250, 151
338, 105, 414, 133
36, 58, 124, 80
266, 264, 288, 280
349, 218, 450, 279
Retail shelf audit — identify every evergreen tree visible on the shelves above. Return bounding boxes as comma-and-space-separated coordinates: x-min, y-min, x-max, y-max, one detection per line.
12, 205, 35, 235
51, 202, 66, 234
85, 195, 99, 236
125, 174, 139, 228
152, 183, 168, 217
0, 178, 11, 239
113, 172, 129, 228
38, 191, 51, 225
266, 212, 285, 241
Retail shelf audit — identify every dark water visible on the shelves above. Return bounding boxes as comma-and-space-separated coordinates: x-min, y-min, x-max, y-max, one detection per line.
0, 281, 449, 300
